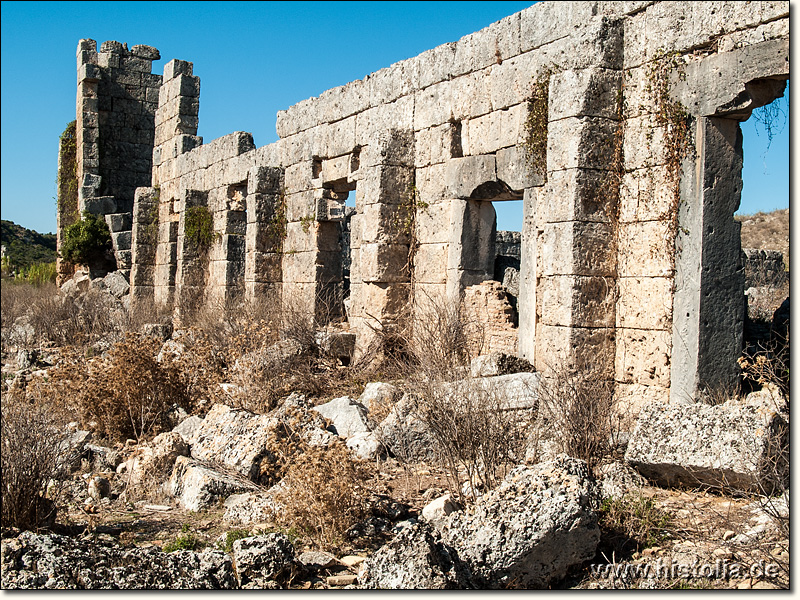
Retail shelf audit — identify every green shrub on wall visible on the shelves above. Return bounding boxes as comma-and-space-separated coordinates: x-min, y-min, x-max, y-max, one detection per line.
184, 205, 218, 250
60, 211, 112, 265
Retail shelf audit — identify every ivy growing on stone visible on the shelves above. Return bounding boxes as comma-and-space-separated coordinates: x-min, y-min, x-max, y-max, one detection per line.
184, 205, 218, 251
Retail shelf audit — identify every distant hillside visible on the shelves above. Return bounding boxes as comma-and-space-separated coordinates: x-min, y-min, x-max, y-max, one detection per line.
736, 208, 790, 261
1, 219, 57, 268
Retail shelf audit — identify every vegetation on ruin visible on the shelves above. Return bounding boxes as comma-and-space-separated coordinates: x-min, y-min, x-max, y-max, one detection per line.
397, 183, 428, 283
59, 211, 113, 266
57, 120, 79, 225
646, 50, 692, 245
184, 205, 218, 251
522, 69, 552, 179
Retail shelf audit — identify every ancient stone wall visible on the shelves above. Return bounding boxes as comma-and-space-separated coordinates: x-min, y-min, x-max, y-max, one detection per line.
66, 0, 789, 413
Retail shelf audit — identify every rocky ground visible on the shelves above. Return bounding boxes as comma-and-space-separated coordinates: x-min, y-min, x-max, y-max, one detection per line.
1, 339, 789, 589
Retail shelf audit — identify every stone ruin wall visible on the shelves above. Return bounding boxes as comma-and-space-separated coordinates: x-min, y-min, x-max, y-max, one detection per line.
63, 1, 789, 414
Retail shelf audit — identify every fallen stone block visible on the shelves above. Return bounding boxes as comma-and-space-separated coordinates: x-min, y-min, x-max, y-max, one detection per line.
312, 396, 371, 438
232, 534, 295, 588
442, 372, 540, 410
624, 394, 788, 493
169, 456, 260, 512
421, 494, 461, 530
360, 522, 474, 589
357, 382, 402, 414
1, 531, 236, 589
442, 455, 600, 588
373, 395, 439, 463
191, 404, 280, 480
346, 431, 385, 461
223, 488, 284, 525
172, 415, 204, 446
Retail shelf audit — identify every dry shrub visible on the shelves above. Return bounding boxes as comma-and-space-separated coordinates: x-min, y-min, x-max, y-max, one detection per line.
535, 364, 621, 470
598, 494, 673, 557
270, 439, 372, 551
1, 392, 71, 530
390, 293, 530, 502
46, 334, 192, 442
409, 378, 533, 502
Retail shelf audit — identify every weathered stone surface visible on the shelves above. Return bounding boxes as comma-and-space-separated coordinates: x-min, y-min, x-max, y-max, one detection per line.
169, 456, 260, 511
373, 395, 438, 463
346, 431, 385, 461
172, 414, 204, 445
421, 494, 461, 530
190, 404, 279, 480
441, 455, 600, 588
360, 522, 474, 589
595, 460, 647, 500
312, 396, 372, 438
625, 392, 789, 493
357, 382, 402, 414
1, 531, 236, 589
223, 488, 283, 525
232, 534, 295, 588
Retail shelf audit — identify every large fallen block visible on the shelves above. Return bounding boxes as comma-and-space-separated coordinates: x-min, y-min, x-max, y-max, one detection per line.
169, 456, 260, 511
190, 404, 280, 480
624, 390, 788, 493
442, 454, 600, 588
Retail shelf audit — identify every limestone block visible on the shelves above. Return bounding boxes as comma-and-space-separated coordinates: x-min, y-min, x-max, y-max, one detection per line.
281, 251, 317, 284
496, 146, 541, 190
414, 80, 453, 131
349, 214, 362, 249
413, 243, 448, 284
320, 154, 351, 185
624, 397, 788, 493
536, 169, 615, 224
461, 111, 506, 156
535, 324, 615, 376
549, 68, 622, 121
718, 18, 789, 54
417, 42, 457, 89
540, 221, 615, 277
317, 80, 368, 123
82, 195, 117, 215
452, 27, 502, 77
546, 116, 619, 172
489, 52, 539, 111
415, 123, 457, 167
447, 199, 496, 272
78, 63, 101, 83
285, 190, 316, 223
615, 328, 671, 387
619, 166, 673, 223
316, 116, 357, 159
360, 243, 410, 283
221, 155, 254, 188
356, 98, 415, 150
613, 383, 670, 425
450, 70, 493, 120
105, 212, 132, 232
494, 12, 523, 61
415, 200, 451, 245
445, 155, 496, 199
623, 115, 670, 171
169, 456, 259, 512
245, 251, 282, 283
208, 259, 244, 289
617, 221, 674, 277
191, 404, 281, 480
519, 2, 601, 53
360, 202, 410, 245
359, 166, 414, 206
539, 275, 616, 328
367, 58, 419, 107
112, 231, 132, 251
359, 282, 410, 322
312, 396, 371, 439
415, 164, 447, 204
616, 276, 673, 330
284, 221, 316, 252
442, 456, 600, 588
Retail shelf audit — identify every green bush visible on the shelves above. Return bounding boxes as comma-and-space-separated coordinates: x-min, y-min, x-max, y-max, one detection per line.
60, 211, 112, 265
217, 528, 250, 553
163, 525, 205, 553
184, 205, 217, 250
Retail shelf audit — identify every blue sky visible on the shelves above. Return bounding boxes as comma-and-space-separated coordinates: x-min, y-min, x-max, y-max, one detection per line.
0, 1, 789, 235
